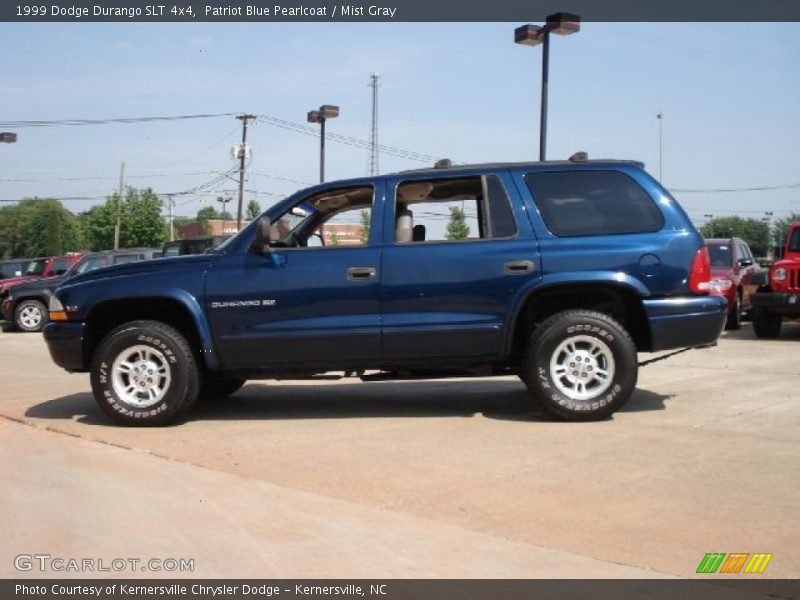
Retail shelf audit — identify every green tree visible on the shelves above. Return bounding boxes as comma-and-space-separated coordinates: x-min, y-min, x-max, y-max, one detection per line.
197, 206, 219, 221
359, 209, 370, 243
445, 206, 470, 241
329, 231, 340, 246
699, 216, 769, 257
0, 198, 81, 258
246, 200, 262, 220
83, 187, 165, 251
772, 212, 800, 256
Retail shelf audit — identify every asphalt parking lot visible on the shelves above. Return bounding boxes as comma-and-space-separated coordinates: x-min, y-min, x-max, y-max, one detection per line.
1, 322, 798, 579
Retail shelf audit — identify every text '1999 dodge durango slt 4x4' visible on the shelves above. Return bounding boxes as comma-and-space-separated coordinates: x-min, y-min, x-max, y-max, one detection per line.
44, 155, 727, 426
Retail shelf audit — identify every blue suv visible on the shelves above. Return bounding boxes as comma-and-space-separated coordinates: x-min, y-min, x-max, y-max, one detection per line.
44, 156, 726, 425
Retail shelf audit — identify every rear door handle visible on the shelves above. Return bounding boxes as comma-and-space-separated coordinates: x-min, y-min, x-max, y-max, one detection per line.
504, 260, 534, 275
347, 266, 377, 281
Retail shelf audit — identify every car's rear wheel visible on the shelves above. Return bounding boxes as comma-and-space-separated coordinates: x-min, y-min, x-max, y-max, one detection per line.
520, 310, 638, 421
14, 299, 48, 332
90, 320, 199, 426
752, 306, 782, 339
725, 292, 742, 330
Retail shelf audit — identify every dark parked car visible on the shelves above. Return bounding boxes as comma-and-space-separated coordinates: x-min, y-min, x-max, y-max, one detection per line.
162, 236, 229, 257
2, 248, 160, 332
704, 238, 763, 330
44, 156, 726, 426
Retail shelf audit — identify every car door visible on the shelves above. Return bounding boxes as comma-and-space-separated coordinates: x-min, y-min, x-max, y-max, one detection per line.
379, 171, 540, 360
205, 183, 383, 369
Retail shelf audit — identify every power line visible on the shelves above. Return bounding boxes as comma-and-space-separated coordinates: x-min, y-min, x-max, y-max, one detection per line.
0, 113, 237, 128
670, 183, 800, 193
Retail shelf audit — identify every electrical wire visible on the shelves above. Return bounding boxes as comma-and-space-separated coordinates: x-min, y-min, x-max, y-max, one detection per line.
0, 113, 237, 128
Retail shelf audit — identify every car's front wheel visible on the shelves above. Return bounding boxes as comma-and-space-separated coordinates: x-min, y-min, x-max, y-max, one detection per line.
90, 320, 199, 426
520, 310, 638, 421
199, 376, 246, 400
14, 299, 48, 332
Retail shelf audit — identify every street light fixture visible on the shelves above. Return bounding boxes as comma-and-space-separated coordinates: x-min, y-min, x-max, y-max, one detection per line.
515, 12, 580, 161
307, 104, 340, 183
217, 196, 232, 235
0, 132, 17, 144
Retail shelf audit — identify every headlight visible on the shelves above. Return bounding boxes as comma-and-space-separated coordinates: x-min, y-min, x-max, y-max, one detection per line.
49, 295, 65, 312
48, 295, 68, 321
773, 268, 786, 281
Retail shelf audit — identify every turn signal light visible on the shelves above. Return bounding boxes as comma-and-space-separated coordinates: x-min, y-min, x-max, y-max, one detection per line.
49, 311, 68, 321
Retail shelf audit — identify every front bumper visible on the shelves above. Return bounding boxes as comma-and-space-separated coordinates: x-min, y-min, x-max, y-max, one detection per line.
43, 321, 87, 372
750, 292, 800, 316
643, 295, 727, 352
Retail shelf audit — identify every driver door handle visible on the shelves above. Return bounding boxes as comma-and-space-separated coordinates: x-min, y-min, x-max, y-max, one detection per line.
347, 266, 377, 281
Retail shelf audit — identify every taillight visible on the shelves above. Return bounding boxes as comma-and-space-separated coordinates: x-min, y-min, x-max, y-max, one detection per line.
688, 246, 711, 294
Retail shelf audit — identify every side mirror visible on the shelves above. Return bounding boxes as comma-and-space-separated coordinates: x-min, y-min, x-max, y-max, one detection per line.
252, 215, 272, 253
738, 258, 753, 267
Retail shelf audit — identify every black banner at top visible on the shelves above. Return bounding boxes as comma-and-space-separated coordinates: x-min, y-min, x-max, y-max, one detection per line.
3, 0, 800, 22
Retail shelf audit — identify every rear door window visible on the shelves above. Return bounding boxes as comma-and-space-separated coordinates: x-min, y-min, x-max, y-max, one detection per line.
525, 170, 664, 237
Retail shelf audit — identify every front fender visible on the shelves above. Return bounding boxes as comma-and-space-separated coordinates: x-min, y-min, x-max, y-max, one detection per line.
68, 286, 220, 370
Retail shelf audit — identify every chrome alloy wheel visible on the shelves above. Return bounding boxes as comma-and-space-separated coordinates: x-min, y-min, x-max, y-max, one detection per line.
111, 345, 172, 408
549, 335, 615, 402
19, 305, 43, 329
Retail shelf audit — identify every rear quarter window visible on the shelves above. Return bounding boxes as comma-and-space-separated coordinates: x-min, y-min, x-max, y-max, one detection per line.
525, 170, 664, 237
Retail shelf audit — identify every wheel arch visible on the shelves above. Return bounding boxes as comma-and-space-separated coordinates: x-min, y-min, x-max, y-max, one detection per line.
505, 278, 652, 360
82, 291, 219, 371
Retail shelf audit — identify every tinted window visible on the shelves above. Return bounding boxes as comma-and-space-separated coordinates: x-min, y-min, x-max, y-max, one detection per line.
485, 176, 517, 238
525, 170, 664, 237
50, 259, 72, 275
789, 228, 800, 253
113, 255, 139, 264
707, 244, 732, 267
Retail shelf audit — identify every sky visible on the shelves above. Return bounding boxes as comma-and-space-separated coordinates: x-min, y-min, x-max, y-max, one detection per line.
1, 21, 799, 228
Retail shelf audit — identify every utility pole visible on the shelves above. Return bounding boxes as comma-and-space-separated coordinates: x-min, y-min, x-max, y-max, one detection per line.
369, 72, 380, 176
114, 161, 125, 249
166, 194, 175, 241
235, 114, 256, 231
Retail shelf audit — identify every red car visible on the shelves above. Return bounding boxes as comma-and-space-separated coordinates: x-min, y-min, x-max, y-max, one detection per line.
705, 238, 763, 330
0, 255, 81, 298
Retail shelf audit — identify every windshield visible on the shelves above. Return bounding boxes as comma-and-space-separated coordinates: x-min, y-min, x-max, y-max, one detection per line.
25, 259, 47, 276
707, 244, 732, 267
789, 228, 800, 253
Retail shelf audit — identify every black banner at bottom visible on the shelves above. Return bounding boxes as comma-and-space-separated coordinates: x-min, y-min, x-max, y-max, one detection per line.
5, 579, 800, 600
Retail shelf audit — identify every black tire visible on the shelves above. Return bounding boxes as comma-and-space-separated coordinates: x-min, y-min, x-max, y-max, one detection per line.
14, 299, 48, 332
725, 292, 742, 330
199, 377, 246, 400
90, 320, 199, 426
752, 306, 782, 339
520, 310, 638, 421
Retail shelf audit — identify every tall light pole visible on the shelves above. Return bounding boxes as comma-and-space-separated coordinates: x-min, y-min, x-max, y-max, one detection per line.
656, 112, 664, 182
217, 196, 232, 235
307, 104, 339, 183
515, 13, 580, 161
